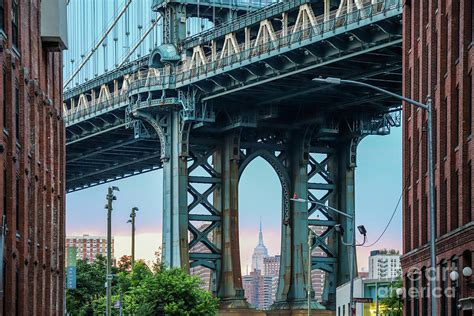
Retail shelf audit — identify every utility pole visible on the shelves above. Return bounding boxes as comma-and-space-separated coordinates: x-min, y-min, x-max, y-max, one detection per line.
313, 77, 437, 316
307, 229, 312, 316
127, 207, 138, 269
105, 186, 119, 316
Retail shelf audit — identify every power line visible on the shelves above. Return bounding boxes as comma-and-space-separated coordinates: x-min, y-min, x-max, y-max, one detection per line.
363, 117, 426, 248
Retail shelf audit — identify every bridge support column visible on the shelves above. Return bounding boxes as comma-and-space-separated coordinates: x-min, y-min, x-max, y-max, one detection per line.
215, 134, 251, 310
324, 137, 359, 309
272, 132, 326, 312
161, 111, 190, 270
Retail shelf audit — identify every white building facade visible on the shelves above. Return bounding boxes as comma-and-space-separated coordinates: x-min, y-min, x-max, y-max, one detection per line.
368, 250, 401, 279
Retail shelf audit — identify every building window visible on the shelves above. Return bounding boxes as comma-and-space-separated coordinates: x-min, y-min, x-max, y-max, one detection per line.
470, 0, 473, 44
440, 261, 448, 316
15, 267, 19, 313
444, 13, 449, 74
2, 169, 6, 226
413, 272, 419, 315
11, 0, 18, 48
451, 259, 459, 316
14, 87, 19, 141
452, 171, 459, 230
468, 72, 472, 136
15, 177, 19, 231
0, 0, 4, 32
405, 275, 412, 316
454, 86, 459, 148
468, 163, 472, 223
443, 97, 448, 157
454, 1, 460, 60
2, 69, 6, 130
421, 268, 428, 316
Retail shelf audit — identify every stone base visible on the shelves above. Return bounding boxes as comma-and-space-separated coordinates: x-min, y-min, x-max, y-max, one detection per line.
269, 300, 326, 311
219, 298, 253, 310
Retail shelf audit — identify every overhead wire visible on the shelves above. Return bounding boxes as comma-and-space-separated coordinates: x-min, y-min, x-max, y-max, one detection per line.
362, 116, 425, 247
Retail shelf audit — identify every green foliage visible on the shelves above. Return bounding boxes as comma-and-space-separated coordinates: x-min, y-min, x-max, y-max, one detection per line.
136, 268, 219, 315
66, 254, 218, 315
66, 255, 108, 315
379, 277, 403, 316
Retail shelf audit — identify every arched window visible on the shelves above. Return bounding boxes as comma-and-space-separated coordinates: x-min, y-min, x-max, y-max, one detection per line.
440, 260, 448, 316
450, 257, 459, 316
421, 267, 428, 316
405, 274, 412, 316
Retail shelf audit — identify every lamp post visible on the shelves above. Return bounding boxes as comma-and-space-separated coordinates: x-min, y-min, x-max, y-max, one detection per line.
291, 196, 366, 316
105, 186, 119, 316
313, 76, 436, 316
307, 228, 313, 316
396, 288, 403, 316
127, 207, 138, 269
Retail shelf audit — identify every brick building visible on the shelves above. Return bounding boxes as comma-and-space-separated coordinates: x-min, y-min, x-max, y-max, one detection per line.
401, 0, 473, 315
65, 235, 112, 265
0, 0, 67, 315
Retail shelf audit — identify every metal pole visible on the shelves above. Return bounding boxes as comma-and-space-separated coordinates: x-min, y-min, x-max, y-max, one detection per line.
427, 97, 437, 316
375, 281, 379, 316
308, 229, 312, 316
131, 208, 137, 269
349, 213, 355, 316
313, 77, 437, 316
106, 187, 113, 316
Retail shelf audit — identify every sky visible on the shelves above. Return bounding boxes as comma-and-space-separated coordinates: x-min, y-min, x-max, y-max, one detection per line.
66, 125, 403, 271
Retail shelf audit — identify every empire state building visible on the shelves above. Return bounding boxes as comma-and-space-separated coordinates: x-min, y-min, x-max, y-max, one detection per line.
251, 221, 269, 272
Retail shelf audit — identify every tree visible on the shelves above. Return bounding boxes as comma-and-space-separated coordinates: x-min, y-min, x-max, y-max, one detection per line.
117, 255, 132, 272
379, 277, 403, 316
150, 248, 161, 273
135, 268, 219, 315
66, 255, 108, 314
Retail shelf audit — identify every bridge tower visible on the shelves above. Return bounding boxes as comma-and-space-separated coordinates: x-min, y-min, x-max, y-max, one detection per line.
138, 0, 370, 313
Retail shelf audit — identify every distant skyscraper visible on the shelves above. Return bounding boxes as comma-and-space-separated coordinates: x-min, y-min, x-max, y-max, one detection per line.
66, 235, 113, 265
243, 222, 275, 310
251, 221, 268, 272
242, 270, 274, 310
189, 224, 212, 291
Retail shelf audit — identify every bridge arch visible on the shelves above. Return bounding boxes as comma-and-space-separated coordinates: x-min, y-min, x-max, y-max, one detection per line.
237, 148, 293, 303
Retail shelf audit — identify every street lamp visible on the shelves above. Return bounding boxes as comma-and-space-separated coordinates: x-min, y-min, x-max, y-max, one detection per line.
313, 76, 437, 316
396, 288, 403, 315
105, 186, 119, 316
127, 207, 138, 269
291, 196, 367, 315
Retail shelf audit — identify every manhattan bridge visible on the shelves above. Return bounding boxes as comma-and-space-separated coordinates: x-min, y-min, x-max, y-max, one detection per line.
63, 0, 402, 312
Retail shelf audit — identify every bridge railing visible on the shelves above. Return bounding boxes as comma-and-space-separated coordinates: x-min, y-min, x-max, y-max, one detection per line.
177, 0, 400, 82
66, 0, 401, 124
64, 94, 128, 124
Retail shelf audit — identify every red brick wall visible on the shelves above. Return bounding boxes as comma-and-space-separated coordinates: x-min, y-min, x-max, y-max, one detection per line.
401, 0, 473, 314
0, 0, 65, 315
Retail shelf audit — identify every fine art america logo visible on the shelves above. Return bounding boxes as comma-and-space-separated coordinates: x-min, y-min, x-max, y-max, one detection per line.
385, 267, 465, 299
